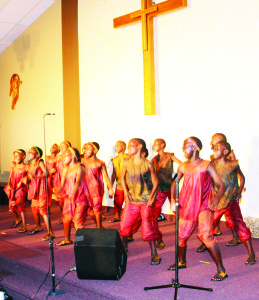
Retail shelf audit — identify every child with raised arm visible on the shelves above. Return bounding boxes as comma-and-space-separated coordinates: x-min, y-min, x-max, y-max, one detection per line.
151, 138, 182, 250
168, 137, 228, 281
5, 149, 28, 232
46, 143, 59, 205
26, 146, 55, 241
120, 138, 161, 265
108, 141, 129, 223
197, 141, 257, 265
55, 148, 89, 246
53, 141, 71, 224
81, 142, 114, 229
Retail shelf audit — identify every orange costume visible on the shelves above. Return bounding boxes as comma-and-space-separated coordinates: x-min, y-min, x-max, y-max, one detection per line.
178, 160, 215, 248
27, 161, 49, 215
4, 162, 27, 213
46, 160, 57, 203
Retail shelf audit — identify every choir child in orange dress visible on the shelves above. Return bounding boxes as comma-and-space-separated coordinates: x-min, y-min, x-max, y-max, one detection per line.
46, 143, 59, 206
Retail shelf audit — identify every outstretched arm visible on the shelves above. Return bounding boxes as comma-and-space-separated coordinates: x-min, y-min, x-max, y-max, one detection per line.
121, 162, 132, 203
171, 165, 184, 209
171, 153, 183, 165
233, 165, 245, 201
101, 163, 114, 197
71, 165, 85, 199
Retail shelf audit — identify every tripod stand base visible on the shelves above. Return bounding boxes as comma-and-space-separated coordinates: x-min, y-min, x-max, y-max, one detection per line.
144, 282, 213, 292
49, 289, 66, 297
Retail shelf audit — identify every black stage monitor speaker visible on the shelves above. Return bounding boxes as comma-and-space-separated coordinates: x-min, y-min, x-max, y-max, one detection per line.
74, 228, 127, 280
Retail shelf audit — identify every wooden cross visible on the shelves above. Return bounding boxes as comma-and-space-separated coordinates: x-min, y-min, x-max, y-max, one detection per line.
114, 0, 187, 115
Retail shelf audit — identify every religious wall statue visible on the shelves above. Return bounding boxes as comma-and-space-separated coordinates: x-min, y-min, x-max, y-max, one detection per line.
9, 73, 22, 110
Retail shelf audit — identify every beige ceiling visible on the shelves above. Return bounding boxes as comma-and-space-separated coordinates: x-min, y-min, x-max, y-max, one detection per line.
0, 0, 57, 54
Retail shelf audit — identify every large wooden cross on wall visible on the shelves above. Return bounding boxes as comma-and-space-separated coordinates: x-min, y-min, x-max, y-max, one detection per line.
114, 0, 187, 115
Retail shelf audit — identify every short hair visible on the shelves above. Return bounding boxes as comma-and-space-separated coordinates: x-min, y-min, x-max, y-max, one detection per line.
33, 146, 43, 158
217, 141, 231, 156
142, 148, 149, 158
213, 133, 227, 142
62, 141, 72, 147
92, 142, 100, 151
116, 140, 126, 149
187, 136, 203, 151
72, 148, 81, 162
155, 138, 166, 149
13, 149, 26, 156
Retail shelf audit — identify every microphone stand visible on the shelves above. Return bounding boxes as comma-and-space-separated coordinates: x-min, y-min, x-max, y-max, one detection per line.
43, 113, 65, 297
144, 174, 213, 299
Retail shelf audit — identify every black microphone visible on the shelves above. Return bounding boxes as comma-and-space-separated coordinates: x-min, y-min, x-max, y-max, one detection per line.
45, 113, 55, 115
172, 172, 178, 181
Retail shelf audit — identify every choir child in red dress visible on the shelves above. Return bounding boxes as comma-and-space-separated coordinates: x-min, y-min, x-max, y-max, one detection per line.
81, 142, 114, 229
26, 146, 55, 241
5, 149, 28, 233
46, 143, 59, 206
55, 148, 90, 246
168, 137, 228, 281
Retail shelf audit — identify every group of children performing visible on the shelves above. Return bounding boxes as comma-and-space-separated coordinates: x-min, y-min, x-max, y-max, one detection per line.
5, 133, 257, 281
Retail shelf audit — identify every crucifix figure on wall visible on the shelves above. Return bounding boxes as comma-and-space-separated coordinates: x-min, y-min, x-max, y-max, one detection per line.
114, 0, 187, 115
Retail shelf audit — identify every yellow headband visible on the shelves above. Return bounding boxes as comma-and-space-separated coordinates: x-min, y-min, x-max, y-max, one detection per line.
62, 141, 70, 148
187, 137, 200, 152
87, 142, 98, 151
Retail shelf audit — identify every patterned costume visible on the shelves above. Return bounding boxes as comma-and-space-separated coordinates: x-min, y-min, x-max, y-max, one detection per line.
119, 157, 160, 241
112, 153, 129, 214
4, 162, 27, 213
178, 160, 215, 248
27, 161, 49, 216
212, 160, 251, 242
62, 169, 89, 228
82, 160, 104, 215
152, 153, 174, 240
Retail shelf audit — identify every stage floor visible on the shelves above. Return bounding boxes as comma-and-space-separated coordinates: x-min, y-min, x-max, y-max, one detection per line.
0, 202, 258, 300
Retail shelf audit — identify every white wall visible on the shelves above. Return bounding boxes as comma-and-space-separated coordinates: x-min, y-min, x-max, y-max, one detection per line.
0, 0, 64, 181
78, 0, 259, 217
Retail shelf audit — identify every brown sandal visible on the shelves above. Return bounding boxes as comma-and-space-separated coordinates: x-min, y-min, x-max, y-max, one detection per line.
211, 270, 228, 281
245, 254, 257, 265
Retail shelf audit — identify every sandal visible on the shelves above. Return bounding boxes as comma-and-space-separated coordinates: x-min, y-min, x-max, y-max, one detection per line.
11, 220, 22, 228
213, 230, 223, 236
28, 228, 43, 235
127, 234, 134, 242
41, 233, 55, 241
168, 262, 187, 271
57, 218, 63, 225
226, 237, 242, 246
196, 243, 207, 252
211, 270, 228, 281
17, 227, 28, 233
245, 254, 257, 265
156, 240, 165, 250
108, 217, 121, 223
151, 255, 161, 265
55, 240, 73, 247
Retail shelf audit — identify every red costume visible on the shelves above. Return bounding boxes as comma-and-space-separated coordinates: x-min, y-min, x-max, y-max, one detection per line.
82, 161, 104, 215
4, 162, 27, 213
27, 162, 49, 216
53, 158, 65, 205
62, 171, 89, 229
46, 160, 57, 204
178, 160, 215, 248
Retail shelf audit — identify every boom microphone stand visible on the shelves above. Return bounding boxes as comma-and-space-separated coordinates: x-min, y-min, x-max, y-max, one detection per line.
43, 113, 65, 297
144, 174, 213, 299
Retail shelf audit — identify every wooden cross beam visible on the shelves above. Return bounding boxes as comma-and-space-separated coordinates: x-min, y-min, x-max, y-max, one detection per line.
114, 0, 187, 115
